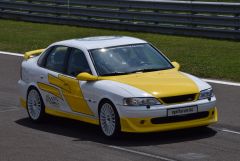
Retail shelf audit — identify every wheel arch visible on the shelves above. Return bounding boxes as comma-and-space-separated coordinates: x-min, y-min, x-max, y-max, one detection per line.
26, 84, 45, 108
97, 98, 120, 118
98, 97, 121, 137
26, 85, 41, 98
26, 84, 46, 122
27, 85, 39, 94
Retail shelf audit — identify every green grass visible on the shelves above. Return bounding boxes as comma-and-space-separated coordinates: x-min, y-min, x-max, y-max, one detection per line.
0, 19, 240, 82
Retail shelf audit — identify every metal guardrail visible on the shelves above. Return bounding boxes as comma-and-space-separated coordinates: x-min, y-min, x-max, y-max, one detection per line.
0, 0, 240, 39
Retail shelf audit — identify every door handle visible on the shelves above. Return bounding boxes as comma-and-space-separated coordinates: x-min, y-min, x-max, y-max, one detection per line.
40, 75, 44, 79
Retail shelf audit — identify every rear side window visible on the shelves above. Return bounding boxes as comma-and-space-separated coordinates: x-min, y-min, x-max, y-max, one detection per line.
45, 46, 68, 73
37, 47, 53, 67
67, 48, 91, 77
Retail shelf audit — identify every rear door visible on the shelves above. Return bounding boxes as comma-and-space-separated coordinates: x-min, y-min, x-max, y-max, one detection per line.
37, 46, 70, 111
37, 46, 94, 116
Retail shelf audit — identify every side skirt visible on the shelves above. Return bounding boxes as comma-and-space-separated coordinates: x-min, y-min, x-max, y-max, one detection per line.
45, 107, 99, 125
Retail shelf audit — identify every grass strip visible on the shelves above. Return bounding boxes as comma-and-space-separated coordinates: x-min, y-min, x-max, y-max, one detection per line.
0, 19, 239, 82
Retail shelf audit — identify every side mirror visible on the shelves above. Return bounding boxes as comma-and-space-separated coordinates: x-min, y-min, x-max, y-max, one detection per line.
76, 72, 98, 81
171, 61, 180, 71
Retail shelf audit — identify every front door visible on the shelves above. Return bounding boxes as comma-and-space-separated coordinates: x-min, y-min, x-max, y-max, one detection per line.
60, 48, 94, 116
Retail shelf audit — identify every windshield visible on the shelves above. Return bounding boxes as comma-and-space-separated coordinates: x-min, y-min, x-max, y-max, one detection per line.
90, 43, 173, 76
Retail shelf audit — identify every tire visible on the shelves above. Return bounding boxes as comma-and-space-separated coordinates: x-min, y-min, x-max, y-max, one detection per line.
99, 100, 120, 138
27, 87, 45, 122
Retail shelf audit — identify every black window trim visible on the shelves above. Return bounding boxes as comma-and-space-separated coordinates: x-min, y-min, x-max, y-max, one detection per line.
37, 46, 54, 67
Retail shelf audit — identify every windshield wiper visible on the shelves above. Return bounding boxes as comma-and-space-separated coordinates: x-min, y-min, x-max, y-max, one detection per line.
129, 68, 169, 73
101, 67, 170, 76
101, 72, 128, 76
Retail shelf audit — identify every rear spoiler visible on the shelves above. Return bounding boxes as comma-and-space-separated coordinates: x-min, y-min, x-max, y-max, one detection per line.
24, 49, 45, 60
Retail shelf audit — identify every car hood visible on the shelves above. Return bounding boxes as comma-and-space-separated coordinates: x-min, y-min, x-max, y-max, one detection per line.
102, 69, 200, 98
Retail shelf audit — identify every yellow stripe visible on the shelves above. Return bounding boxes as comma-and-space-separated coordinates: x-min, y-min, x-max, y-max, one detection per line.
58, 75, 95, 115
45, 107, 99, 125
48, 74, 70, 92
48, 74, 94, 116
20, 97, 27, 109
37, 82, 62, 99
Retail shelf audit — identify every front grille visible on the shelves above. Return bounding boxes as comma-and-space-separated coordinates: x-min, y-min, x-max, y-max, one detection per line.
160, 94, 197, 104
151, 111, 209, 124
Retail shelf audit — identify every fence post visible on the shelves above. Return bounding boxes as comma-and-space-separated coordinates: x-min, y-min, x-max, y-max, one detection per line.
86, 3, 92, 20
67, 0, 70, 16
55, 0, 61, 17
190, 0, 197, 28
26, 0, 32, 14
235, 13, 240, 31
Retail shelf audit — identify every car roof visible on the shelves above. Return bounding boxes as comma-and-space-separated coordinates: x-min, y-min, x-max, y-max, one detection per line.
52, 36, 147, 50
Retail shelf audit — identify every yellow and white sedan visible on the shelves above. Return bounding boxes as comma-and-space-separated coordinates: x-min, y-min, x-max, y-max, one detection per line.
18, 36, 217, 137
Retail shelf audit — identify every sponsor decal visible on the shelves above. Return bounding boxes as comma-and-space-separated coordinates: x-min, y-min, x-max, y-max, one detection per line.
46, 95, 60, 107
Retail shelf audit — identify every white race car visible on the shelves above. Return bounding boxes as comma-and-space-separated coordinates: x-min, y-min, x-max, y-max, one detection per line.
18, 36, 218, 137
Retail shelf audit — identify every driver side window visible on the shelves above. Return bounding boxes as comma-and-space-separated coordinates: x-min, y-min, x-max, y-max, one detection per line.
67, 48, 91, 77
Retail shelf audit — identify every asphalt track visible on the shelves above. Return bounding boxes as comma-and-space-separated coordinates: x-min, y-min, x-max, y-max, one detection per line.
0, 53, 240, 161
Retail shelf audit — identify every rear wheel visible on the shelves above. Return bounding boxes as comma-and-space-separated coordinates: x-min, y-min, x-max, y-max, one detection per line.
27, 88, 45, 122
99, 100, 120, 137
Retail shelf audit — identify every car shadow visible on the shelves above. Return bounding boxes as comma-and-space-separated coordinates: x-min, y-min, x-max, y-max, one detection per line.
15, 116, 217, 147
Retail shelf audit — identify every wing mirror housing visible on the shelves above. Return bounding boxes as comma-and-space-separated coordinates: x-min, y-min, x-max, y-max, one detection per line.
171, 61, 180, 71
76, 72, 98, 81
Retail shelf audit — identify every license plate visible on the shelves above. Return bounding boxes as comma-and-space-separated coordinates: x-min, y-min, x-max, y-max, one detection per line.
167, 106, 198, 117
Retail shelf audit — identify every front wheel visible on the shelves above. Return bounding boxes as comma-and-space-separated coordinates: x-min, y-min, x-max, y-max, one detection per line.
99, 100, 120, 137
27, 88, 45, 122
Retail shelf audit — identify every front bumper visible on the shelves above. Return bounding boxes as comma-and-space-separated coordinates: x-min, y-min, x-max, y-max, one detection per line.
117, 97, 218, 133
120, 107, 217, 132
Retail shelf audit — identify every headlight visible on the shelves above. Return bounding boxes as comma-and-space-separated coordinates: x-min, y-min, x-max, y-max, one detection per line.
199, 88, 214, 100
123, 97, 161, 106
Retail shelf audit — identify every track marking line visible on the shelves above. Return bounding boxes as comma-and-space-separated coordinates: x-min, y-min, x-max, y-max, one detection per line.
202, 79, 240, 87
213, 127, 240, 135
0, 51, 240, 87
221, 129, 240, 135
0, 51, 23, 57
177, 153, 208, 160
109, 145, 176, 161
0, 108, 19, 113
